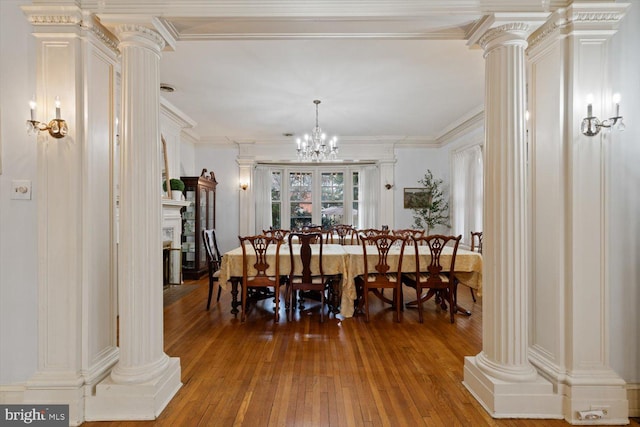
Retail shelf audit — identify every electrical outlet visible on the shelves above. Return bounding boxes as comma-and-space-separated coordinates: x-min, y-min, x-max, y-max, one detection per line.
11, 180, 32, 200
590, 405, 609, 416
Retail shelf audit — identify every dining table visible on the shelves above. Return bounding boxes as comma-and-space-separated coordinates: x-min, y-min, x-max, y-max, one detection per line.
218, 242, 483, 318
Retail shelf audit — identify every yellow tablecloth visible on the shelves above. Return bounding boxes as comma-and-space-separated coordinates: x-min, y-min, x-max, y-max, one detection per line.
219, 243, 482, 318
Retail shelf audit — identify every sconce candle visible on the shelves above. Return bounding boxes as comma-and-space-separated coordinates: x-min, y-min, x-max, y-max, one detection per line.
55, 96, 61, 119
29, 98, 36, 121
613, 93, 621, 117
586, 94, 594, 117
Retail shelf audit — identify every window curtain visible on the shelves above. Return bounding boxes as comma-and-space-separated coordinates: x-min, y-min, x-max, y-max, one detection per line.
359, 165, 379, 229
254, 165, 272, 233
451, 145, 483, 246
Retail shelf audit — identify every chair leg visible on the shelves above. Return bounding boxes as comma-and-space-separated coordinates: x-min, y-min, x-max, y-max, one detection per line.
364, 286, 370, 322
416, 287, 424, 324
395, 286, 401, 323
216, 282, 222, 302
206, 276, 214, 311
470, 287, 476, 302
274, 286, 279, 323
241, 284, 248, 322
448, 288, 455, 324
288, 286, 296, 322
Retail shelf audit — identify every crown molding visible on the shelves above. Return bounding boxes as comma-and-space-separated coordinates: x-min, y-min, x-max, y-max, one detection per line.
22, 5, 83, 26
75, 1, 556, 17
160, 96, 197, 130
436, 107, 484, 146
527, 3, 630, 52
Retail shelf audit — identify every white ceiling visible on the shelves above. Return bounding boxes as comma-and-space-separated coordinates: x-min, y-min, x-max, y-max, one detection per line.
159, 37, 486, 144
94, 1, 562, 145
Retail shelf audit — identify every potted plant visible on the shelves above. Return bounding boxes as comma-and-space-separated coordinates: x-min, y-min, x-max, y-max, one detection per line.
163, 178, 185, 200
409, 170, 451, 235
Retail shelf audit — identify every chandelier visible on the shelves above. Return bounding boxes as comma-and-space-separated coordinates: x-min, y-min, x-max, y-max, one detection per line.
296, 100, 338, 161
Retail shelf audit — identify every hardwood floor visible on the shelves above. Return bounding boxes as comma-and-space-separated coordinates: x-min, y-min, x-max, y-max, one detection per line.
85, 280, 637, 427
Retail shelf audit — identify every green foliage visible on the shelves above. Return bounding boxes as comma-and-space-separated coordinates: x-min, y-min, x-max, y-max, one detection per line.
163, 178, 185, 192
411, 170, 451, 234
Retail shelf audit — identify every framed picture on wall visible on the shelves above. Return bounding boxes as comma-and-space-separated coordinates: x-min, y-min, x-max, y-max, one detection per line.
403, 187, 430, 209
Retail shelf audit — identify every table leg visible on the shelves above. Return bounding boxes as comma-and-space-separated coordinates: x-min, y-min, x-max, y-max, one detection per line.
230, 278, 240, 316
406, 288, 471, 316
454, 282, 471, 316
327, 275, 342, 314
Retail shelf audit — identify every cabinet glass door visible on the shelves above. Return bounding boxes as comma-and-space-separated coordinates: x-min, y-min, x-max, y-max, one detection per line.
182, 185, 197, 269
198, 187, 207, 270
208, 189, 215, 229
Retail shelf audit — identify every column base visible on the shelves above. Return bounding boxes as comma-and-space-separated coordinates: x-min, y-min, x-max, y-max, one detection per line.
85, 357, 181, 421
24, 373, 85, 426
561, 379, 629, 424
463, 356, 563, 419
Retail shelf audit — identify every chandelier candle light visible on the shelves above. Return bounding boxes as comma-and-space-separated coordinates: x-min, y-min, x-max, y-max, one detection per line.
296, 100, 338, 161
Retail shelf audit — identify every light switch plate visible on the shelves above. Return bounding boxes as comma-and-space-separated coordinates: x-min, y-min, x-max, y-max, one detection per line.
11, 180, 32, 200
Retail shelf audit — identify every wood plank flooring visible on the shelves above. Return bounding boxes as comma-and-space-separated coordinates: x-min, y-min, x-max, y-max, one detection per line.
85, 281, 638, 427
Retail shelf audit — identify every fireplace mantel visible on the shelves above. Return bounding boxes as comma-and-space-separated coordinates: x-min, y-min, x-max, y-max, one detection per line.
162, 199, 190, 284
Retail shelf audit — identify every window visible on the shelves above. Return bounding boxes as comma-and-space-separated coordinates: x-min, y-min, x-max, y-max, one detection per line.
289, 172, 313, 230
451, 145, 483, 246
352, 172, 359, 227
271, 171, 282, 229
321, 172, 344, 228
264, 165, 364, 231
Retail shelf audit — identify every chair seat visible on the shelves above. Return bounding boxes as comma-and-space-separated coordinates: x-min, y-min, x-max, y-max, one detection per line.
361, 273, 398, 283
290, 275, 326, 285
402, 272, 451, 284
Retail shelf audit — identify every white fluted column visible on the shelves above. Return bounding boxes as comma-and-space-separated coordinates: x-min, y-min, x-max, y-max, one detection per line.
86, 23, 181, 421
111, 23, 168, 383
463, 22, 560, 418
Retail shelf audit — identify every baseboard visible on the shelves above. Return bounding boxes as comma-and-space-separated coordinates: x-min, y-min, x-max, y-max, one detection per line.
629, 384, 639, 417
0, 384, 26, 404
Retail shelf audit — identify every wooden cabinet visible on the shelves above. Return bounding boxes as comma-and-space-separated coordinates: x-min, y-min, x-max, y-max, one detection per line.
180, 174, 217, 279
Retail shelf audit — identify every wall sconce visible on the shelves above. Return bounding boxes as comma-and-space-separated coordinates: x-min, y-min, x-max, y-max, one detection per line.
581, 93, 625, 137
26, 96, 68, 139
384, 183, 393, 190
239, 182, 249, 191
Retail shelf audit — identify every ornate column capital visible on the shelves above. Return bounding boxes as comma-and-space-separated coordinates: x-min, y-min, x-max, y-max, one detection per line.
478, 22, 530, 54
467, 12, 548, 55
114, 24, 166, 54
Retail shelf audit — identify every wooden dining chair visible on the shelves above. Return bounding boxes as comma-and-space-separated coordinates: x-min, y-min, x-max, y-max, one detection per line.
263, 228, 290, 241
301, 225, 325, 243
239, 235, 283, 322
468, 231, 483, 302
357, 228, 390, 244
329, 224, 357, 245
391, 229, 425, 244
286, 232, 329, 322
401, 234, 462, 323
203, 228, 222, 310
355, 234, 406, 322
